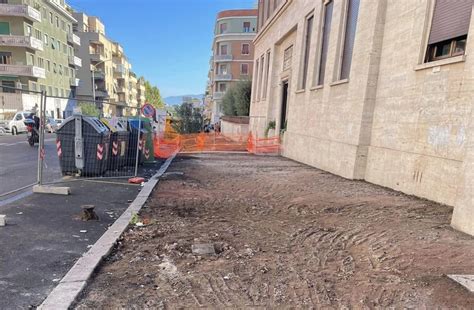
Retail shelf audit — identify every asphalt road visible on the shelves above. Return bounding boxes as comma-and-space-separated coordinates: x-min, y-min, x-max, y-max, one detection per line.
0, 133, 61, 200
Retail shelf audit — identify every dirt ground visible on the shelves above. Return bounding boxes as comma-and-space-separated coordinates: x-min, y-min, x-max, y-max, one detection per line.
76, 153, 474, 309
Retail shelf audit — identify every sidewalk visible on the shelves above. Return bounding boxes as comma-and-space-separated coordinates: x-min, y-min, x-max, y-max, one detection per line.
0, 163, 162, 308
77, 153, 474, 308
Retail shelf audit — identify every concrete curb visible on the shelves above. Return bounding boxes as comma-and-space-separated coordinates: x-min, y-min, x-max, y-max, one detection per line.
448, 275, 474, 293
38, 154, 177, 310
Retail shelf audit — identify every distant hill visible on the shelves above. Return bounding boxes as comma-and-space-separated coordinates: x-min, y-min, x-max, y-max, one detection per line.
164, 94, 204, 106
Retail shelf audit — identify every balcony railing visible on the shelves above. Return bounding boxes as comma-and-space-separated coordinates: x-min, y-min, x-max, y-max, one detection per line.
67, 33, 81, 46
214, 55, 233, 62
93, 70, 105, 80
213, 92, 225, 100
0, 35, 43, 51
116, 86, 126, 93
0, 64, 45, 79
94, 90, 109, 98
68, 55, 82, 67
215, 73, 232, 81
90, 53, 106, 63
70, 78, 80, 87
0, 4, 41, 22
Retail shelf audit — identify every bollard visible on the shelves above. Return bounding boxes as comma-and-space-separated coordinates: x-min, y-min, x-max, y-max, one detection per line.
0, 215, 6, 227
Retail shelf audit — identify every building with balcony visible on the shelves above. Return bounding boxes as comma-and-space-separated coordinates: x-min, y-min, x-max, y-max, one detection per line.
249, 0, 474, 236
207, 9, 257, 124
72, 12, 115, 113
136, 77, 146, 107
0, 0, 81, 119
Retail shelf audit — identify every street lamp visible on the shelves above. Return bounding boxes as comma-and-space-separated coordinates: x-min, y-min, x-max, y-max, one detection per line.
91, 58, 113, 117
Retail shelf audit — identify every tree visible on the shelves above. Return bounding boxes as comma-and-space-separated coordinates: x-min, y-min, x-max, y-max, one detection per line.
79, 103, 100, 117
173, 102, 203, 134
142, 78, 164, 109
221, 80, 252, 116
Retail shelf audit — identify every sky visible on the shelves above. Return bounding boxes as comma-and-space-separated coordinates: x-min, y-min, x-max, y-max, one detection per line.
68, 0, 256, 98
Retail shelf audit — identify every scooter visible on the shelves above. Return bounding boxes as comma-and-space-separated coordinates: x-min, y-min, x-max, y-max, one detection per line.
24, 118, 39, 147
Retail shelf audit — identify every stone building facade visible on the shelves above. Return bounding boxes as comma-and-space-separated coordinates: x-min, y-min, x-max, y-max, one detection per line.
250, 0, 474, 235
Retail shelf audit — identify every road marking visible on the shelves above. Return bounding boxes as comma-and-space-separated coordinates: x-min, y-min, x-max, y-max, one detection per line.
0, 138, 55, 147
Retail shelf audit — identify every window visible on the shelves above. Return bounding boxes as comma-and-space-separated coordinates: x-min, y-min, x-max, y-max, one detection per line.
46, 60, 50, 71
51, 37, 56, 49
220, 44, 228, 55
49, 12, 53, 24
38, 57, 44, 68
300, 15, 314, 89
0, 22, 10, 35
53, 63, 57, 73
218, 83, 227, 92
219, 64, 228, 75
426, 0, 472, 62
0, 52, 12, 65
241, 63, 249, 75
219, 23, 227, 34
263, 51, 271, 98
316, 0, 334, 86
340, 0, 360, 80
242, 43, 250, 55
283, 45, 293, 71
61, 20, 66, 31
258, 55, 265, 99
28, 54, 34, 66
44, 34, 48, 44
243, 22, 251, 32
253, 59, 259, 101
26, 25, 32, 36
56, 16, 59, 28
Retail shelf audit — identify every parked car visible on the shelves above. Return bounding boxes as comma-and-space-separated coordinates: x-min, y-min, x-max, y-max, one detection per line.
46, 117, 59, 133
0, 111, 34, 135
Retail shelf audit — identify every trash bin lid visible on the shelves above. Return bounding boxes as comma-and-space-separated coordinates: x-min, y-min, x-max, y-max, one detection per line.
83, 116, 109, 134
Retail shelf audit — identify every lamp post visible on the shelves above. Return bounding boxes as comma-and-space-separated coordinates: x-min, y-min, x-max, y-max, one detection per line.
91, 58, 113, 117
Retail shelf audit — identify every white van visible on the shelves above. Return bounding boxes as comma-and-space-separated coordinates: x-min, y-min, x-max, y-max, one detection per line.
0, 111, 34, 135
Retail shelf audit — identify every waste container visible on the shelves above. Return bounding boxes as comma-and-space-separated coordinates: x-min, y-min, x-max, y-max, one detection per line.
141, 119, 155, 163
102, 119, 129, 170
126, 119, 146, 167
56, 115, 110, 176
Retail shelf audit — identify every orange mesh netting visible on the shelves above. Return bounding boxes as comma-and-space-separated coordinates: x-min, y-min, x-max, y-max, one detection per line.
153, 123, 281, 159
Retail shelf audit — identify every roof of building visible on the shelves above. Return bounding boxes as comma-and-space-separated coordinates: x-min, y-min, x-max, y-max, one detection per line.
217, 9, 258, 19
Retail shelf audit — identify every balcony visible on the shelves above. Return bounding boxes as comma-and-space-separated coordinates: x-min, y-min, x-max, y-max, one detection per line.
213, 92, 225, 100
70, 78, 80, 87
90, 53, 106, 63
0, 35, 43, 51
0, 4, 41, 22
215, 73, 232, 81
0, 64, 45, 79
94, 89, 109, 98
214, 55, 233, 62
93, 70, 105, 80
67, 33, 81, 46
68, 55, 82, 67
113, 65, 126, 78
116, 85, 126, 93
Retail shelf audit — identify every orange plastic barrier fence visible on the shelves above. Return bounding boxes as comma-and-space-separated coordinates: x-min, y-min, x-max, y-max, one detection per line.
154, 131, 281, 158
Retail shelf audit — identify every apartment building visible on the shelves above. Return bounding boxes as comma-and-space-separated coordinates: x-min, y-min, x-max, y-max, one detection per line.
250, 0, 474, 236
208, 9, 257, 123
73, 12, 139, 117
0, 0, 81, 119
136, 77, 146, 107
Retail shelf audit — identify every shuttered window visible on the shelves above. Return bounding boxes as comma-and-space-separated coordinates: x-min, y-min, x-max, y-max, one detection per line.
426, 0, 473, 62
0, 22, 10, 35
429, 0, 473, 45
340, 0, 360, 80
317, 1, 334, 86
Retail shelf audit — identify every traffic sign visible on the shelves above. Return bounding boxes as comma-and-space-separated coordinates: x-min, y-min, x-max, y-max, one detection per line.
141, 103, 155, 118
